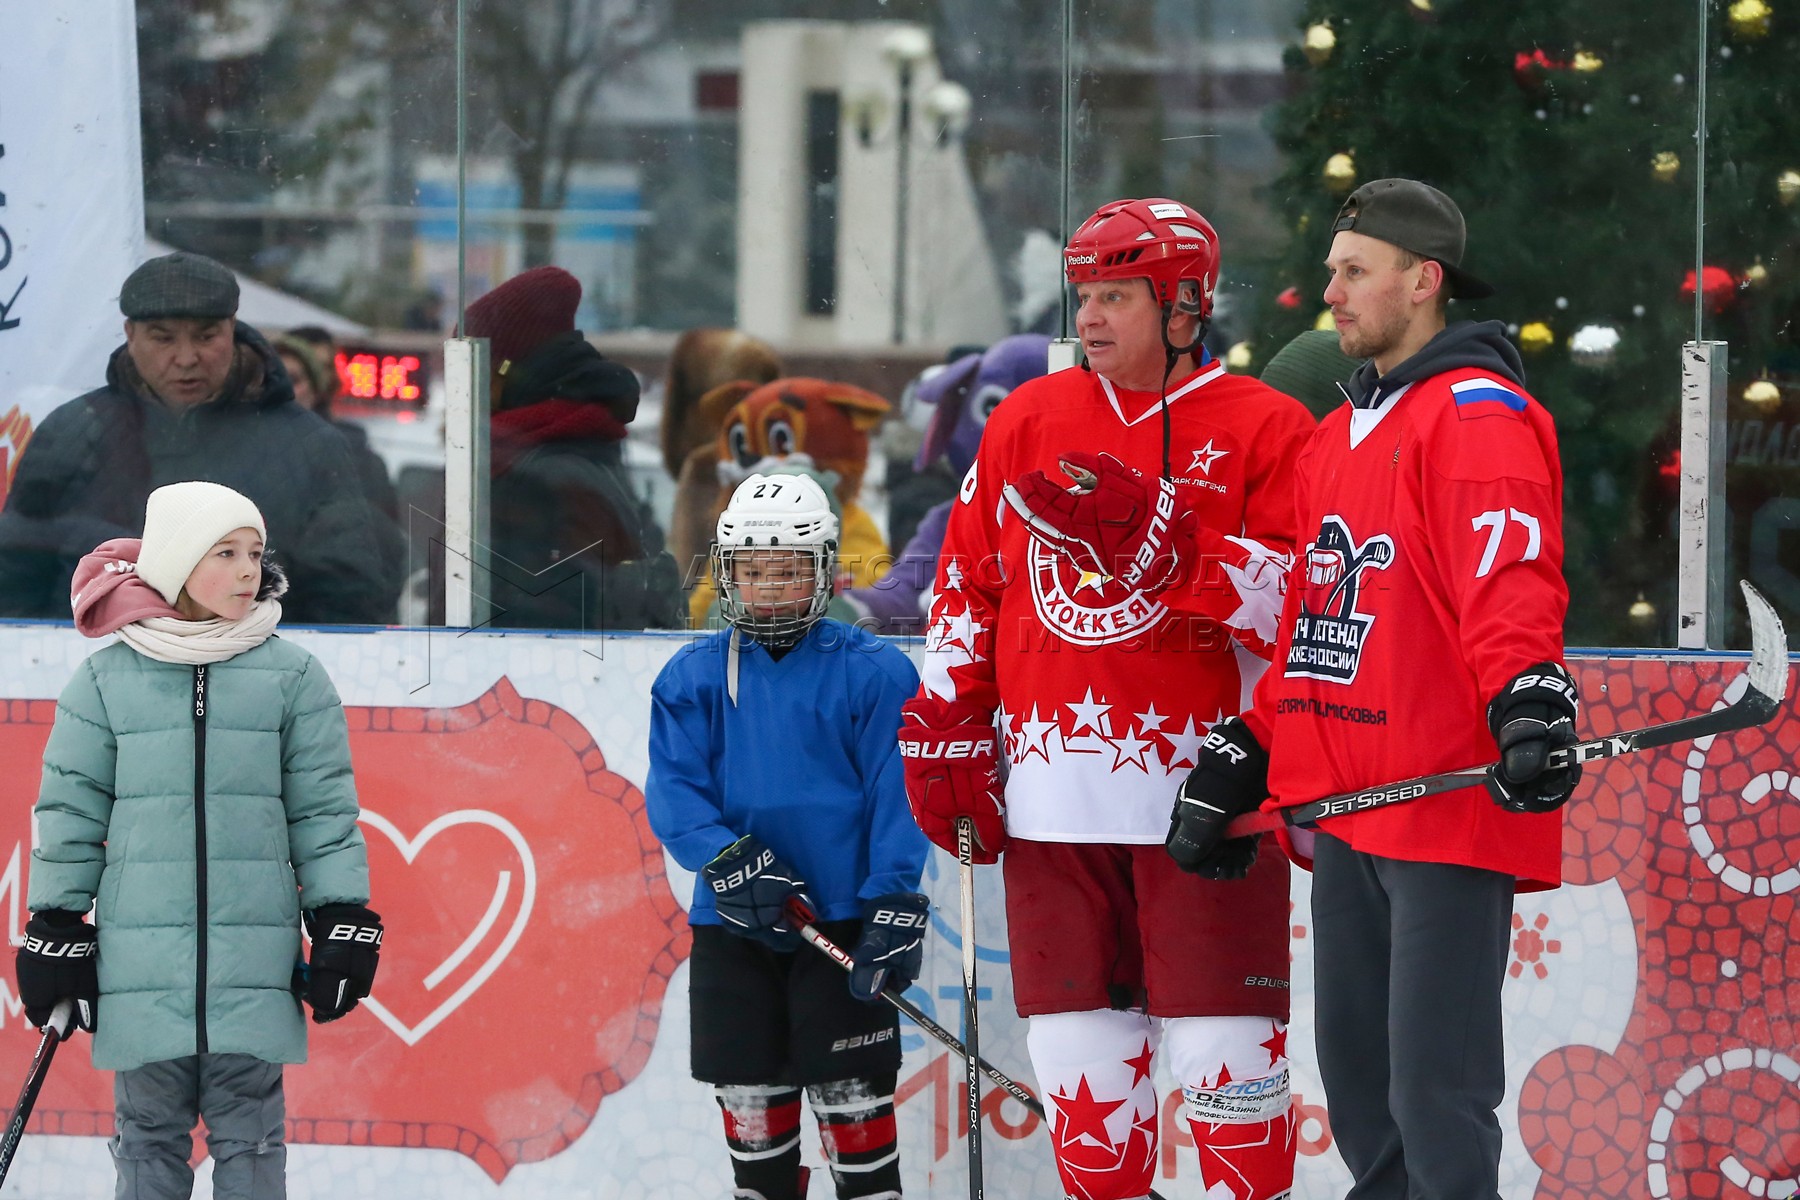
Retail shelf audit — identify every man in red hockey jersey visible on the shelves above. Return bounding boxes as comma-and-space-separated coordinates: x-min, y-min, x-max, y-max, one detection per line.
898, 197, 1315, 1200
1014, 178, 1580, 1200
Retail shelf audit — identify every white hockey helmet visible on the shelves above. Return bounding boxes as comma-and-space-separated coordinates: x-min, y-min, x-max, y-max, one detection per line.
712, 472, 840, 642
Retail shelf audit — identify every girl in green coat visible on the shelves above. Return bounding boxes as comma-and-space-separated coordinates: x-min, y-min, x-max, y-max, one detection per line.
15, 481, 385, 1200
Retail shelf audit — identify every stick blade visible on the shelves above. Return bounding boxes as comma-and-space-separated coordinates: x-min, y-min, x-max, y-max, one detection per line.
1740, 580, 1791, 719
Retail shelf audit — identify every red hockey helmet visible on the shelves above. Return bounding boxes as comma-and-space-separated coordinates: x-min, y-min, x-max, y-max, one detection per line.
1063, 198, 1221, 320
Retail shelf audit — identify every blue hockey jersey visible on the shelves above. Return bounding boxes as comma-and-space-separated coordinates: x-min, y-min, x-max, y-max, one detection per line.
647, 620, 929, 926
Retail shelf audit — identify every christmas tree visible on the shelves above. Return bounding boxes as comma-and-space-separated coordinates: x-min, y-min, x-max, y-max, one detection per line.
1253, 0, 1800, 646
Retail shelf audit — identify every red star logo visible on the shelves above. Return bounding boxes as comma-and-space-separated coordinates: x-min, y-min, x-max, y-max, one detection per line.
1261, 1022, 1288, 1068
1051, 1075, 1128, 1151
1214, 1062, 1234, 1088
1124, 1040, 1155, 1087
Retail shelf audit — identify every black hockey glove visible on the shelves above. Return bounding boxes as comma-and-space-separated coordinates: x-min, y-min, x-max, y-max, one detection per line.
304, 904, 384, 1024
848, 893, 930, 1002
15, 910, 98, 1034
1485, 661, 1584, 814
1167, 717, 1270, 880
703, 835, 814, 952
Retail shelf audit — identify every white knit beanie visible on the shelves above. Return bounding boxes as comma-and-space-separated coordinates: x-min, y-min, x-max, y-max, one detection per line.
137, 482, 267, 605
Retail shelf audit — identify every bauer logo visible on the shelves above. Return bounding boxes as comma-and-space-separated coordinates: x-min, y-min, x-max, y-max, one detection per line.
831, 1028, 895, 1053
1285, 515, 1394, 685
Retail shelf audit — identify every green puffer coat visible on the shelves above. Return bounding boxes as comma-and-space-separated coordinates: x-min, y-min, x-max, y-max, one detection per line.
29, 636, 369, 1072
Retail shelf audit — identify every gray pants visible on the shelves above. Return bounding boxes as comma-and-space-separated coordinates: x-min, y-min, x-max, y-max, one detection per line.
112, 1054, 286, 1200
1312, 833, 1514, 1200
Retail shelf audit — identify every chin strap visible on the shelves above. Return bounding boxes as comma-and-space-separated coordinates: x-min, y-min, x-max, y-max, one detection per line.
1157, 306, 1209, 482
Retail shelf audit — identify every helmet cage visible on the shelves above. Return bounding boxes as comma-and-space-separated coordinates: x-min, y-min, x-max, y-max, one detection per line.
713, 542, 836, 643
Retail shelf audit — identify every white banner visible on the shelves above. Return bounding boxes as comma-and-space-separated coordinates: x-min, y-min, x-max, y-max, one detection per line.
0, 0, 144, 498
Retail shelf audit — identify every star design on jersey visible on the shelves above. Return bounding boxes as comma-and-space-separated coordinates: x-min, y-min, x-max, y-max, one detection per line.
1163, 714, 1208, 770
1074, 569, 1111, 594
1111, 727, 1155, 772
1016, 703, 1059, 765
1261, 1022, 1288, 1068
926, 597, 988, 666
1188, 439, 1230, 476
1067, 688, 1113, 738
1125, 1041, 1155, 1087
943, 558, 966, 592
994, 700, 1016, 759
1051, 1075, 1128, 1151
1135, 703, 1169, 734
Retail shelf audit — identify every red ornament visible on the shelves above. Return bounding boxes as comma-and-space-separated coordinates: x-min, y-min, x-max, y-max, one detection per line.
1513, 48, 1566, 91
1680, 266, 1739, 314
1276, 286, 1303, 310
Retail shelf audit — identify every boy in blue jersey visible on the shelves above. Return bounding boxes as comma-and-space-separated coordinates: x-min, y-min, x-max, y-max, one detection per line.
648, 472, 930, 1200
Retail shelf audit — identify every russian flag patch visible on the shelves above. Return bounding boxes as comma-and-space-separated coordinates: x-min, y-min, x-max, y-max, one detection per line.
1451, 376, 1528, 418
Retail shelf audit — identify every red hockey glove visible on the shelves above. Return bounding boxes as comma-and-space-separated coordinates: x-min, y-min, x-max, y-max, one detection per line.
1002, 451, 1186, 595
898, 697, 1006, 863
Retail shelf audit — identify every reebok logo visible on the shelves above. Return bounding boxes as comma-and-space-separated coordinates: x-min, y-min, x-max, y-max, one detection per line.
1066, 252, 1098, 266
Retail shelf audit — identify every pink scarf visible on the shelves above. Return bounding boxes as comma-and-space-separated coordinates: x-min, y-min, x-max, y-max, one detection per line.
70, 540, 183, 635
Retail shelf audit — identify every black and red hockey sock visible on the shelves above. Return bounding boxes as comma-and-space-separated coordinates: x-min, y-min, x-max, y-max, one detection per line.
716, 1084, 809, 1200
806, 1074, 901, 1199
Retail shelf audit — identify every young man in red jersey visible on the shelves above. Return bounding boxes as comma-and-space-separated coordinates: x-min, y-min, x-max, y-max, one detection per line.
899, 198, 1316, 1200
1017, 179, 1580, 1200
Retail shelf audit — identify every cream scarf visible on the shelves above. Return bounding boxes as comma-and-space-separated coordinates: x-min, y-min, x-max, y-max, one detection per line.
117, 601, 283, 665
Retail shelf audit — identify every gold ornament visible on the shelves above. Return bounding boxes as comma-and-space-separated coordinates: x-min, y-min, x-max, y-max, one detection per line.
1728, 0, 1773, 39
1303, 22, 1337, 66
1652, 151, 1681, 183
1314, 309, 1338, 333
1745, 379, 1782, 408
1571, 51, 1604, 72
1225, 342, 1255, 372
1629, 594, 1656, 623
1745, 261, 1769, 287
1323, 152, 1357, 195
1409, 0, 1433, 11
1297, 212, 1312, 233
1778, 169, 1800, 206
1519, 322, 1556, 353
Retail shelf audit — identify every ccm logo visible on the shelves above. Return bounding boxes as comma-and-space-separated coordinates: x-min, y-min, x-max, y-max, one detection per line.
325, 925, 384, 946
899, 737, 995, 760
871, 909, 928, 929
710, 848, 777, 893
23, 936, 95, 958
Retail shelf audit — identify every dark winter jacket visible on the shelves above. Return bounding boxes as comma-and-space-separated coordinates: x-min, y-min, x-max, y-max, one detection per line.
484, 333, 685, 631
0, 324, 402, 624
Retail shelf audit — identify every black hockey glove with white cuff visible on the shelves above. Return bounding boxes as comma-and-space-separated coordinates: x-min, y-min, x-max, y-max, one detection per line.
15, 910, 98, 1034
703, 835, 814, 952
1485, 661, 1584, 814
848, 892, 930, 1002
304, 904, 384, 1024
1167, 717, 1270, 881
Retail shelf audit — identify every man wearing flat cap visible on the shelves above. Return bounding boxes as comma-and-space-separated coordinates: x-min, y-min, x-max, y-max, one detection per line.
1155, 178, 1578, 1200
0, 251, 401, 623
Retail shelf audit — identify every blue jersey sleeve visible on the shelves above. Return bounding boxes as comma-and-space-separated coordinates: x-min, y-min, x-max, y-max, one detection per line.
645, 650, 739, 873
855, 642, 930, 902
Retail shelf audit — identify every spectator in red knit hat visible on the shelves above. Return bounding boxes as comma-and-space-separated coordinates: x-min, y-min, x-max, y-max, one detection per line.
459, 266, 685, 630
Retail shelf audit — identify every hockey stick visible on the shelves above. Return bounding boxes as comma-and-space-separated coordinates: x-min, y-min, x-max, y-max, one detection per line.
1225, 580, 1791, 838
0, 1000, 73, 1191
786, 908, 1176, 1200
956, 818, 984, 1200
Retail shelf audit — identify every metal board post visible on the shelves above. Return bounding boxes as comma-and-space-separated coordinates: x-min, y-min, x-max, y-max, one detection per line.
1677, 340, 1727, 649
443, 337, 491, 630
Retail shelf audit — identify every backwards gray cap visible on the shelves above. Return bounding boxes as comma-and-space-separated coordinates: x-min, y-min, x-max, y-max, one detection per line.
120, 252, 241, 321
1331, 178, 1493, 300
